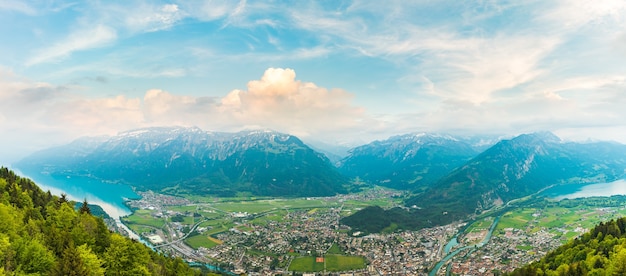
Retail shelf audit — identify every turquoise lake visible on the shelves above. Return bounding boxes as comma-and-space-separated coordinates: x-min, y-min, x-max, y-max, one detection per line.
541, 179, 626, 200
15, 167, 140, 219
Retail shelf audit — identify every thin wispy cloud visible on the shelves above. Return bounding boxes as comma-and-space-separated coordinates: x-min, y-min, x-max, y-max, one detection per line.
26, 25, 117, 66
2, 0, 626, 163
0, 0, 36, 15
124, 3, 184, 33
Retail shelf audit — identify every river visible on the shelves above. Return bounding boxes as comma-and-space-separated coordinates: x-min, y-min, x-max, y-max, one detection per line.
429, 179, 626, 275
429, 216, 501, 276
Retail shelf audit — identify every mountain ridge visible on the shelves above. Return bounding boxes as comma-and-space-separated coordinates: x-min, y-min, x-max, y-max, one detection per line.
342, 132, 626, 232
407, 132, 626, 220
17, 127, 348, 197
337, 132, 494, 190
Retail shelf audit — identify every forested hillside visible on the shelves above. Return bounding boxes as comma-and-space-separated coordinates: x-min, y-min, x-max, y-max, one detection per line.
18, 128, 348, 197
509, 217, 626, 275
0, 167, 204, 275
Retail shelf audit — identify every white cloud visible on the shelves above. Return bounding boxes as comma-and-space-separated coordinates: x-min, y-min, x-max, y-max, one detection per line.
542, 0, 626, 30
26, 25, 117, 66
143, 68, 366, 138
6, 0, 626, 161
124, 3, 184, 32
178, 0, 244, 22
0, 0, 36, 15
426, 35, 559, 104
0, 68, 368, 162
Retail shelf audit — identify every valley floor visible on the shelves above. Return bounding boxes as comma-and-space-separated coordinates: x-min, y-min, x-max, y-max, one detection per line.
118, 189, 626, 276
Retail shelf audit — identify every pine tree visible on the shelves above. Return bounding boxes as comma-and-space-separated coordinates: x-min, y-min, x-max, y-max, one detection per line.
57, 193, 68, 207
79, 198, 91, 215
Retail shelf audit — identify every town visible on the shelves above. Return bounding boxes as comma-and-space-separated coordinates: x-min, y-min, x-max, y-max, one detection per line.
121, 191, 626, 276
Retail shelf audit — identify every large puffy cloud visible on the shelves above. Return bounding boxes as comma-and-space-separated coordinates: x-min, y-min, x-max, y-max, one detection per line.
0, 68, 367, 163
5, 64, 626, 167
140, 68, 366, 138
217, 68, 365, 137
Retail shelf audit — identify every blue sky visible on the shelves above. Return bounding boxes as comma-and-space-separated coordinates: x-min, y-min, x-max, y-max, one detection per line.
1, 0, 626, 163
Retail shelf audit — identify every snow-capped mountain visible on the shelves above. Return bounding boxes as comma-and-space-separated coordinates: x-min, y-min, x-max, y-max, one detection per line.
337, 133, 488, 190
406, 132, 626, 221
17, 127, 348, 197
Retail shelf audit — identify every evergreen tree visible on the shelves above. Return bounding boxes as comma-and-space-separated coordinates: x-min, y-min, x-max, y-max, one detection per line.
58, 193, 68, 206
80, 198, 91, 215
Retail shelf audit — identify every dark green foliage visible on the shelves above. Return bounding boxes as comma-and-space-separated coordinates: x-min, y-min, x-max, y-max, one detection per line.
171, 214, 185, 222
74, 201, 111, 219
52, 245, 89, 276
0, 167, 204, 275
79, 198, 91, 214
509, 217, 626, 275
404, 133, 626, 226
340, 133, 626, 233
340, 206, 453, 234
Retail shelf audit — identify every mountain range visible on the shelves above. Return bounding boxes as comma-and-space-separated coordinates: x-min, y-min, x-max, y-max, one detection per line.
406, 132, 626, 218
17, 127, 348, 197
17, 127, 626, 230
338, 133, 493, 191
343, 132, 626, 231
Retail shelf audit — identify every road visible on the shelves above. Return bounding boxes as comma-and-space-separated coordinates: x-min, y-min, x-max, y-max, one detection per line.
154, 218, 207, 248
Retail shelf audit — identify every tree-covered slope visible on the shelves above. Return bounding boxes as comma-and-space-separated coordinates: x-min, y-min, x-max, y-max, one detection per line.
509, 217, 626, 275
406, 132, 626, 223
0, 167, 203, 275
342, 133, 626, 233
338, 133, 482, 190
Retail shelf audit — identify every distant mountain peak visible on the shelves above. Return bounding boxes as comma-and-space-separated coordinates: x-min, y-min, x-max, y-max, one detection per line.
18, 126, 347, 197
404, 132, 626, 225
339, 132, 481, 190
116, 126, 206, 138
390, 132, 457, 142
513, 131, 561, 144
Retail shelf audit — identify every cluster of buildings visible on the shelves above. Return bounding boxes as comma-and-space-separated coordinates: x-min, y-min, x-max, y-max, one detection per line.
121, 190, 626, 276
126, 190, 192, 210
196, 204, 462, 275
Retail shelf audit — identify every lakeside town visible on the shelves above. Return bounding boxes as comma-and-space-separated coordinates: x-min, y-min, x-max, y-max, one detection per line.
119, 191, 626, 276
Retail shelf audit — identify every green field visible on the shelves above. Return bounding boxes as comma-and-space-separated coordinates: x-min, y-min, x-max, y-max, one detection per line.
288, 255, 366, 272
326, 255, 366, 271
210, 198, 339, 213
288, 257, 326, 272
123, 209, 166, 228
212, 201, 279, 213
127, 225, 154, 235
168, 205, 197, 213
250, 210, 287, 226
184, 235, 220, 249
496, 209, 535, 231
465, 217, 494, 233
327, 244, 344, 254
489, 196, 626, 245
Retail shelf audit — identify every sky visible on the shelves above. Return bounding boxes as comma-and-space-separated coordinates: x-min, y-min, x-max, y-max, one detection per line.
1, 0, 626, 164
